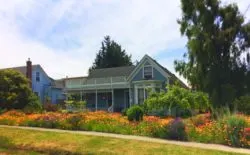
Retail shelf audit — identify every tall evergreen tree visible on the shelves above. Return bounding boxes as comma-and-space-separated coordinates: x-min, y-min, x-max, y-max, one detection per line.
175, 0, 250, 107
90, 36, 132, 71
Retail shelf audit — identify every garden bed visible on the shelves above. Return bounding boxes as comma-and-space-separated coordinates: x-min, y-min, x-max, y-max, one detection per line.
0, 110, 249, 148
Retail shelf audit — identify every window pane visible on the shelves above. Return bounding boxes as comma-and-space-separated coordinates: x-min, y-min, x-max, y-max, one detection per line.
144, 66, 152, 79
36, 72, 40, 82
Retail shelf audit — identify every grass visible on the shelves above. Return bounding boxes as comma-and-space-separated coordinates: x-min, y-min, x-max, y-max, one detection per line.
0, 147, 43, 155
0, 127, 246, 155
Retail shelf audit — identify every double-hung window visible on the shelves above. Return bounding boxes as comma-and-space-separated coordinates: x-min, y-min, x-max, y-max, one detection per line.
36, 72, 40, 82
143, 65, 153, 79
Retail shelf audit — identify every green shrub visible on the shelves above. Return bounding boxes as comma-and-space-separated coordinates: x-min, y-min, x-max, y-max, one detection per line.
233, 95, 250, 115
147, 108, 168, 118
0, 108, 6, 114
121, 108, 128, 116
23, 94, 42, 114
225, 115, 247, 147
65, 100, 87, 112
145, 85, 210, 117
172, 107, 192, 118
167, 118, 187, 141
40, 120, 58, 128
0, 69, 34, 109
127, 105, 143, 122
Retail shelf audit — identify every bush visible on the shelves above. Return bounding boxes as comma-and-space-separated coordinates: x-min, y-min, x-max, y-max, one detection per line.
0, 69, 35, 109
145, 85, 210, 117
167, 118, 187, 141
0, 108, 6, 114
225, 115, 248, 147
23, 94, 42, 114
121, 108, 128, 116
65, 100, 86, 112
127, 105, 144, 122
233, 95, 250, 115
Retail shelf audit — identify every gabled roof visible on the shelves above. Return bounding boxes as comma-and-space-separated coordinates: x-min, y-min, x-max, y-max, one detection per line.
1, 64, 54, 83
127, 54, 171, 80
88, 66, 136, 78
1, 65, 40, 76
127, 54, 189, 89
152, 59, 189, 89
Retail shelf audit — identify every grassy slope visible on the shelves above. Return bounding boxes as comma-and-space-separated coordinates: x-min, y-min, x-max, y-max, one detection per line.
0, 127, 245, 155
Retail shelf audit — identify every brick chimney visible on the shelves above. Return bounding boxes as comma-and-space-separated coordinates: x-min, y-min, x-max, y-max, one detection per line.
26, 58, 32, 88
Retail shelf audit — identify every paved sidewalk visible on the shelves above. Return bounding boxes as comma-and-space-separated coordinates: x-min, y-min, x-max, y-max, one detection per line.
1, 125, 250, 154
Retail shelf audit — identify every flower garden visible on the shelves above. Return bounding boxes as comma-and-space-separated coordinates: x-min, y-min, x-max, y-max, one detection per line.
0, 110, 249, 148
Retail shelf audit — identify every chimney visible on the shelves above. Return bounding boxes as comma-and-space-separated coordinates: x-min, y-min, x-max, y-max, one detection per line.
26, 58, 32, 88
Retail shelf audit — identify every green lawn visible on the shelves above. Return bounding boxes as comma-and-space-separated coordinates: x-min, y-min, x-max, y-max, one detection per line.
0, 127, 245, 155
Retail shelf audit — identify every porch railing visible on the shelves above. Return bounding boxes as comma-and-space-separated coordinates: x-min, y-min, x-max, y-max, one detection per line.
65, 76, 129, 90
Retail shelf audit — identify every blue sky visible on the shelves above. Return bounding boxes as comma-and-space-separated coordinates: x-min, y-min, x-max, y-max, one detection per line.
0, 0, 249, 83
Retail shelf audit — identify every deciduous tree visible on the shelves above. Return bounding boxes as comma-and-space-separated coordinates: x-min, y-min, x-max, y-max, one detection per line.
0, 69, 39, 109
175, 0, 250, 107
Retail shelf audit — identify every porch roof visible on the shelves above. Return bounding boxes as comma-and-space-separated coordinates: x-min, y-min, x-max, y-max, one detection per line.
88, 66, 135, 78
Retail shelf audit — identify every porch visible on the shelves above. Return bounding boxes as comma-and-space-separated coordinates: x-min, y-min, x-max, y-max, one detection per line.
66, 88, 131, 112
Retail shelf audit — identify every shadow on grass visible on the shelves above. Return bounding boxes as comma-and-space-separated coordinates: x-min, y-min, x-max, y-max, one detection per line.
0, 136, 87, 155
0, 135, 14, 149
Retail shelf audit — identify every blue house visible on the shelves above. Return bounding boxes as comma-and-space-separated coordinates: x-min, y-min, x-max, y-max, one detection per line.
64, 55, 187, 112
5, 59, 65, 104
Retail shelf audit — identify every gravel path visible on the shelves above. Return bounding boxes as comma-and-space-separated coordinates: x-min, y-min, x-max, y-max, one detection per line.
1, 125, 249, 154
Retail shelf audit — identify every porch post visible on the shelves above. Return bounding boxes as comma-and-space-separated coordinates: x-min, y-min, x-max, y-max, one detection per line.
134, 86, 138, 104
143, 88, 146, 102
129, 88, 132, 107
95, 90, 98, 111
112, 89, 114, 112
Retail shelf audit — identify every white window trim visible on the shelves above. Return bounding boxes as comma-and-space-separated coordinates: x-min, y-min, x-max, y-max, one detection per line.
127, 55, 171, 81
142, 64, 154, 79
135, 83, 162, 104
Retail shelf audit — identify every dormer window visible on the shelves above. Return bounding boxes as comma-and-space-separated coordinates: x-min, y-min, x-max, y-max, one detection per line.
143, 65, 153, 79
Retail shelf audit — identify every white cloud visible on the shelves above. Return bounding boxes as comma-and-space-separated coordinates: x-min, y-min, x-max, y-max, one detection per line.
0, 0, 249, 82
